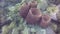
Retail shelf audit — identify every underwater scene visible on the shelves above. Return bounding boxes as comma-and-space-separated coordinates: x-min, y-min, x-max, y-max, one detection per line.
0, 0, 60, 34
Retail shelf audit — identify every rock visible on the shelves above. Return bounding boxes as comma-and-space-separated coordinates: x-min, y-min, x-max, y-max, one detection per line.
46, 27, 55, 34
56, 24, 60, 34
56, 11, 60, 22
47, 0, 60, 5
50, 23, 57, 32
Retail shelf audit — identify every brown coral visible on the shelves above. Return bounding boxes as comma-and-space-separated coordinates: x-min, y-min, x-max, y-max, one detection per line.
26, 8, 42, 24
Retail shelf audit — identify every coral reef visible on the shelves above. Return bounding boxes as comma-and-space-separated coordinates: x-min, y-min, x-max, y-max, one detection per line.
0, 0, 60, 34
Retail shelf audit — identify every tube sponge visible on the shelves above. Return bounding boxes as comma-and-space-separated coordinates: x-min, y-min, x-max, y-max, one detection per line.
19, 3, 30, 18
19, 0, 38, 19
28, 0, 37, 8
39, 14, 51, 28
26, 8, 42, 24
